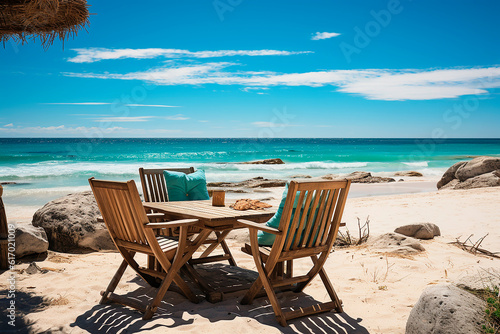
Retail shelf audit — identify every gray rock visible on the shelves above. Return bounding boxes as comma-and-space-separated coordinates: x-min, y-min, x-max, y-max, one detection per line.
241, 158, 284, 165
207, 177, 286, 189
455, 156, 500, 182
368, 233, 425, 254
454, 171, 500, 190
321, 174, 339, 180
395, 171, 423, 177
439, 179, 460, 190
15, 223, 49, 258
291, 174, 312, 179
394, 223, 441, 240
32, 191, 113, 252
322, 171, 395, 183
406, 285, 485, 334
437, 161, 467, 189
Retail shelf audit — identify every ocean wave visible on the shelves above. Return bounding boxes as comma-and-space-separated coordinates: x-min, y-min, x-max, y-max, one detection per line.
0, 161, 370, 179
402, 161, 429, 167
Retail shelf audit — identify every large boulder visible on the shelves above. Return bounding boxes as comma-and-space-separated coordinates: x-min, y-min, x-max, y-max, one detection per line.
455, 156, 500, 182
32, 191, 113, 252
394, 223, 441, 240
437, 156, 500, 190
437, 161, 467, 189
454, 171, 500, 190
406, 285, 485, 334
368, 233, 425, 254
15, 223, 49, 258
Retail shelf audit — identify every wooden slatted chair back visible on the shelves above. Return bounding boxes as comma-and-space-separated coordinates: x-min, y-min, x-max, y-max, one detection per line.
277, 180, 350, 253
139, 167, 195, 203
89, 178, 149, 245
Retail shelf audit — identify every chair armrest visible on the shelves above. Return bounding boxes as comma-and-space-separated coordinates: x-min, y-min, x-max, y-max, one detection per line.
146, 213, 166, 220
144, 219, 199, 229
237, 219, 282, 235
97, 212, 165, 223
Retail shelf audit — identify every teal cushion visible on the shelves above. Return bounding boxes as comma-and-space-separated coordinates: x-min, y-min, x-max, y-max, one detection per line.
257, 184, 289, 246
163, 169, 210, 201
257, 184, 320, 246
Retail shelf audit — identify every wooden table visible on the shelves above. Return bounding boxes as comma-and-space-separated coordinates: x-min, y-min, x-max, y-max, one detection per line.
143, 200, 275, 302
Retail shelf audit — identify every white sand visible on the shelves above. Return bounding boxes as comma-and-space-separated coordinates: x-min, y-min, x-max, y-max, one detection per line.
1, 185, 500, 333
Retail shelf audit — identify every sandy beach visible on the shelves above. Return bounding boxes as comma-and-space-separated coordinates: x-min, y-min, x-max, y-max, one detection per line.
2, 182, 499, 333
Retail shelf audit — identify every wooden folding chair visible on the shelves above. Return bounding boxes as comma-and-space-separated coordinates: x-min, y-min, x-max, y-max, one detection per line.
89, 178, 210, 320
139, 167, 236, 267
238, 180, 351, 326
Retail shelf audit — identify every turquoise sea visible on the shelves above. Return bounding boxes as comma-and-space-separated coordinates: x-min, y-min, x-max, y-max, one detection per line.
1, 138, 499, 206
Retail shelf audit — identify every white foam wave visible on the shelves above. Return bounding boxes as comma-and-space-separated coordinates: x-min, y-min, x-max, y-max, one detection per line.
402, 161, 429, 167
0, 161, 370, 178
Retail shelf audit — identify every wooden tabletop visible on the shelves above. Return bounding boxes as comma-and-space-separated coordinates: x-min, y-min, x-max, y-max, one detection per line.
143, 200, 276, 227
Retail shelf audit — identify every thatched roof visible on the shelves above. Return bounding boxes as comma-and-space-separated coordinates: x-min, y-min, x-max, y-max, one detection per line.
0, 0, 90, 49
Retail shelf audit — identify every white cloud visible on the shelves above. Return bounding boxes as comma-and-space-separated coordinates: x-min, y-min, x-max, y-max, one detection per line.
126, 104, 180, 108
68, 48, 313, 63
64, 64, 500, 101
0, 125, 125, 136
241, 87, 270, 92
311, 32, 341, 40
93, 116, 155, 122
4, 123, 13, 127
43, 102, 180, 108
43, 102, 110, 105
164, 114, 189, 120
0, 125, 182, 138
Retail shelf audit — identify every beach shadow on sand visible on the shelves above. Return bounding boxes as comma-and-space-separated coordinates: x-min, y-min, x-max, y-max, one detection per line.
70, 264, 369, 334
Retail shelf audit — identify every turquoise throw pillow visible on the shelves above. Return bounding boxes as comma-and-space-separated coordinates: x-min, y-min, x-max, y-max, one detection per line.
163, 169, 210, 201
257, 184, 320, 246
257, 184, 289, 246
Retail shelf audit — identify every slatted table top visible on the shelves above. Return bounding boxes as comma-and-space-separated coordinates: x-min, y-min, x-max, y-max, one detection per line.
143, 200, 276, 227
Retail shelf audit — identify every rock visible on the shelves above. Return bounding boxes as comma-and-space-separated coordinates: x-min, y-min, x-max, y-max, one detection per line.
32, 191, 113, 252
241, 158, 285, 165
345, 171, 372, 180
439, 179, 460, 190
368, 233, 425, 254
322, 172, 395, 183
321, 174, 339, 180
25, 262, 47, 275
207, 177, 286, 189
15, 223, 49, 258
406, 285, 485, 334
395, 171, 423, 177
0, 181, 17, 185
394, 223, 441, 240
437, 161, 467, 189
398, 179, 404, 182
455, 156, 500, 182
291, 174, 312, 179
454, 171, 500, 190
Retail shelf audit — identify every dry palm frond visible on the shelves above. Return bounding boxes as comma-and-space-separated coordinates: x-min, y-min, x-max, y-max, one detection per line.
0, 0, 90, 49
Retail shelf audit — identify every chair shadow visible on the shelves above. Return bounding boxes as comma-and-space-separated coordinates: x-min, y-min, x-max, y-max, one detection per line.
70, 264, 369, 334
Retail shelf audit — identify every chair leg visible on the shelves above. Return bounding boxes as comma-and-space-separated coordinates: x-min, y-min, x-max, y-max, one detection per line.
143, 268, 180, 320
100, 259, 129, 304
318, 267, 343, 312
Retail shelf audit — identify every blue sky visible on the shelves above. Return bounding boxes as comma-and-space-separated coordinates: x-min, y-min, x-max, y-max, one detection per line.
1, 0, 499, 138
